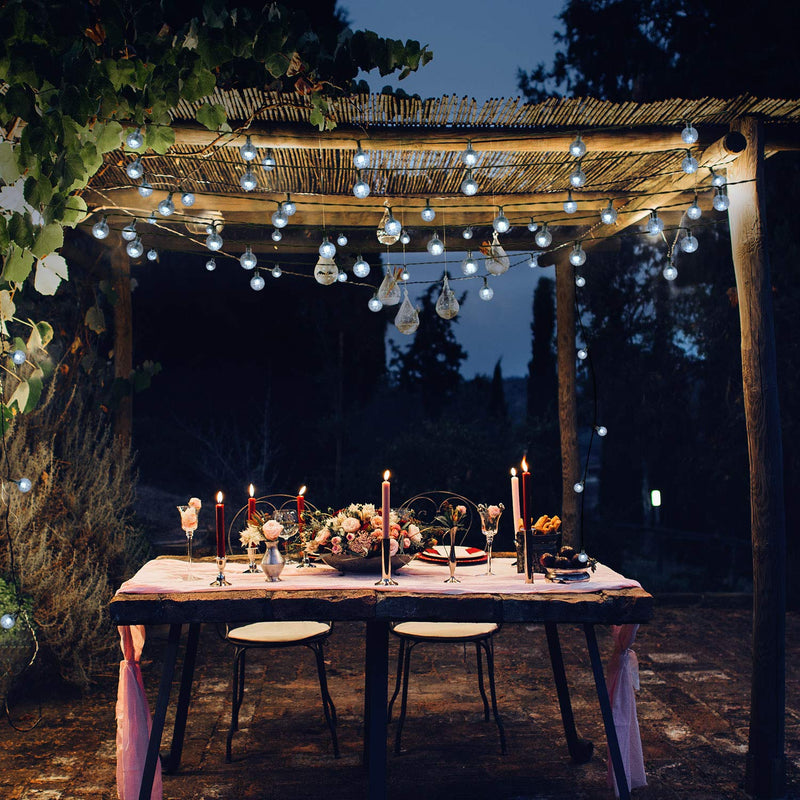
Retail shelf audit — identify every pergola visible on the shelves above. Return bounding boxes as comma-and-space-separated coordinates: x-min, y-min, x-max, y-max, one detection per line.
84, 90, 798, 797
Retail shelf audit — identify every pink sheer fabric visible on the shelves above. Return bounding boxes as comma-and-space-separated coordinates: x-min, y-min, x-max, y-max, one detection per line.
606, 623, 647, 795
116, 625, 162, 800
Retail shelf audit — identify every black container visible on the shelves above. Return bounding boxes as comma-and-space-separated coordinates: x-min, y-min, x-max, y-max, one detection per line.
525, 532, 561, 576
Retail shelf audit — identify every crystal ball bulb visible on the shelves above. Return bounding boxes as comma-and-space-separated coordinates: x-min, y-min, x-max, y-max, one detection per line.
570, 167, 586, 188
426, 235, 444, 256
687, 202, 702, 220
353, 259, 370, 278
272, 209, 288, 228
240, 138, 257, 162
353, 147, 369, 169
384, 216, 402, 237
368, 296, 383, 312
577, 348, 588, 360
528, 218, 538, 232
17, 477, 32, 493
157, 197, 174, 216
92, 219, 109, 239
462, 227, 473, 240
681, 155, 699, 174
462, 254, 478, 275
240, 169, 257, 192
138, 180, 153, 198
272, 266, 282, 278
283, 198, 296, 216
353, 180, 370, 199
205, 258, 216, 271
575, 275, 586, 288
206, 232, 223, 251
337, 233, 348, 247
681, 124, 699, 144
535, 228, 552, 248
146, 249, 158, 261
569, 246, 586, 266
596, 425, 608, 437
271, 229, 282, 242
319, 238, 336, 259
493, 212, 510, 233
421, 204, 436, 222
126, 239, 144, 258
122, 224, 137, 242
663, 265, 678, 281
181, 192, 195, 207
479, 284, 494, 301
126, 128, 144, 149
713, 191, 730, 211
126, 158, 144, 179
240, 249, 257, 270
0, 613, 16, 630
681, 235, 699, 253
250, 274, 265, 291
569, 136, 586, 158
11, 349, 26, 365
462, 144, 478, 167
573, 481, 585, 493
461, 176, 478, 196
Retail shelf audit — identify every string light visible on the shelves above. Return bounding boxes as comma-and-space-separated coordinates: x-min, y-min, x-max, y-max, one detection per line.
492, 207, 510, 233
569, 134, 586, 158
399, 228, 411, 245
687, 196, 702, 220
400, 267, 410, 281
460, 170, 479, 196
527, 218, 538, 232
479, 276, 494, 301
462, 226, 473, 240
271, 229, 282, 241
575, 275, 586, 288
271, 204, 288, 228
138, 178, 153, 198
272, 265, 283, 278
17, 477, 32, 493
573, 481, 585, 493
147, 211, 157, 224
595, 425, 608, 437
461, 251, 478, 275
262, 150, 276, 171
713, 187, 730, 211
563, 191, 577, 214
121, 221, 137, 241
146, 248, 158, 261
569, 162, 586, 188
368, 294, 383, 312
240, 135, 257, 162
126, 156, 144, 179
126, 127, 144, 149
600, 200, 618, 224
11, 349, 26, 366
535, 223, 552, 248
426, 231, 444, 256
250, 272, 265, 291
462, 140, 479, 167
126, 237, 144, 258
319, 236, 336, 258
337, 271, 348, 282
353, 256, 370, 278
384, 209, 402, 237
353, 141, 369, 169
647, 210, 664, 235
206, 226, 223, 251
681, 151, 699, 174
157, 193, 175, 216
569, 242, 586, 266
205, 258, 216, 271
91, 216, 109, 239
239, 166, 257, 192
577, 347, 588, 360
527, 253, 539, 268
421, 200, 436, 222
336, 232, 348, 247
353, 172, 370, 198
283, 195, 297, 216
680, 231, 699, 253
181, 191, 195, 207
710, 168, 727, 188
681, 123, 699, 144
240, 247, 257, 270
663, 263, 678, 281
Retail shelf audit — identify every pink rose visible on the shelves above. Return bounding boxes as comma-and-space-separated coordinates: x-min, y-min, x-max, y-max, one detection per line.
341, 517, 361, 533
389, 538, 399, 556
456, 505, 467, 516
331, 543, 342, 554
371, 515, 383, 529
180, 508, 198, 530
315, 529, 331, 545
403, 537, 411, 549
408, 524, 421, 542
262, 520, 283, 541
488, 505, 501, 519
331, 536, 342, 546
346, 532, 356, 541
188, 497, 202, 511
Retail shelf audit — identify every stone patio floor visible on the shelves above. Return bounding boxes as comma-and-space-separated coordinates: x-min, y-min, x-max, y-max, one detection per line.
0, 599, 798, 800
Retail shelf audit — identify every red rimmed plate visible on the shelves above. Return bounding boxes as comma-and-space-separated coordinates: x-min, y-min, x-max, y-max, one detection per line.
417, 546, 487, 565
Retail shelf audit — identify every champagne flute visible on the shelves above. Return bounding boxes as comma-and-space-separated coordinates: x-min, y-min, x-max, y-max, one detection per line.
177, 504, 201, 581
478, 503, 505, 575
274, 510, 297, 562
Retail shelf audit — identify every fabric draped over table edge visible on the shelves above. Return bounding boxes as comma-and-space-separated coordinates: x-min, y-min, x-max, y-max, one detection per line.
116, 624, 163, 800
606, 623, 647, 795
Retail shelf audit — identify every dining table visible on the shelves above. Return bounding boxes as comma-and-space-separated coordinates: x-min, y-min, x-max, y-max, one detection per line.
110, 555, 653, 800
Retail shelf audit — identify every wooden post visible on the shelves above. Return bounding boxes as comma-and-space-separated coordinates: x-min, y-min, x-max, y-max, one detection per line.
555, 255, 580, 548
727, 116, 786, 799
110, 243, 133, 451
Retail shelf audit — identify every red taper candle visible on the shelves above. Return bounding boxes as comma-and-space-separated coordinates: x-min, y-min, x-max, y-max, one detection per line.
247, 484, 256, 523
215, 491, 225, 558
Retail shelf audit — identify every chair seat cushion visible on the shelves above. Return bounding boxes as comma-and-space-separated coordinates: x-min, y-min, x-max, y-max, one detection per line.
228, 621, 331, 644
392, 622, 498, 641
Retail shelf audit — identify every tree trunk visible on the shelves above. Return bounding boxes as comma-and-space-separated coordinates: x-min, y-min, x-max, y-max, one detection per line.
110, 244, 133, 451
555, 256, 580, 549
727, 116, 786, 799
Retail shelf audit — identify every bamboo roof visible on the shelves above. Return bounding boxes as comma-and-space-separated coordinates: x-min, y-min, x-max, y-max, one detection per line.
85, 92, 800, 256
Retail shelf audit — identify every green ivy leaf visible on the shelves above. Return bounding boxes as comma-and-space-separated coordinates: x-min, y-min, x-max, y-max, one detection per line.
144, 125, 175, 155
95, 121, 124, 154
35, 320, 54, 347
23, 174, 53, 208
195, 102, 227, 131
23, 375, 42, 413
84, 304, 106, 333
0, 142, 21, 184
0, 217, 9, 251
182, 64, 217, 102
2, 244, 35, 283
7, 213, 34, 249
60, 195, 88, 228
31, 222, 63, 257
309, 106, 325, 130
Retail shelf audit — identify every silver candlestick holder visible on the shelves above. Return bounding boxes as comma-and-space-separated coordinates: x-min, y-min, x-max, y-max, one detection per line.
375, 538, 398, 586
210, 556, 231, 586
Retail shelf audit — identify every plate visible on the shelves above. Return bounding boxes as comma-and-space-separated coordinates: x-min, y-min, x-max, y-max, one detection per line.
544, 568, 590, 583
417, 546, 487, 564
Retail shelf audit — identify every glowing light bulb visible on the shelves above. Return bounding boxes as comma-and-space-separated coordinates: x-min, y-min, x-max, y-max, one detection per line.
353, 173, 371, 198
711, 169, 727, 188
272, 265, 282, 278
681, 123, 699, 144
462, 226, 473, 240
426, 231, 444, 256
92, 216, 109, 239
400, 268, 410, 281
126, 127, 144, 149
384, 210, 402, 237
146, 248, 158, 261
271, 229, 282, 242
461, 251, 478, 275
527, 218, 538, 232
206, 229, 223, 251
493, 207, 510, 233
596, 425, 608, 437
479, 277, 494, 301
126, 237, 144, 258
368, 294, 383, 312
271, 207, 288, 229
1, 613, 16, 629
283, 195, 296, 216
205, 258, 216, 271
240, 135, 257, 162
126, 157, 144, 180
600, 200, 618, 225
240, 247, 257, 270
569, 242, 586, 266
147, 212, 157, 225
353, 256, 370, 278
575, 275, 586, 288
563, 191, 577, 214
535, 223, 552, 248
400, 228, 411, 245
681, 233, 699, 253
577, 347, 588, 360
250, 273, 265, 291
181, 191, 195, 207
647, 211, 664, 235
336, 233, 348, 247
573, 481, 585, 494
319, 237, 336, 258
17, 477, 32, 493
569, 134, 586, 158
681, 151, 699, 174
11, 349, 26, 365
462, 140, 479, 167
570, 162, 586, 188
528, 253, 540, 268
157, 194, 175, 216
262, 150, 276, 171
121, 221, 137, 241
663, 264, 678, 281
461, 170, 479, 196
353, 142, 369, 169
687, 198, 702, 220
337, 271, 348, 282
421, 200, 435, 222
713, 187, 730, 211
138, 178, 153, 198
240, 166, 257, 192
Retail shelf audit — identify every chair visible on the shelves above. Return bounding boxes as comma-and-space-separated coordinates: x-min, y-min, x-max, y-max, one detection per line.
387, 621, 507, 755
225, 621, 339, 761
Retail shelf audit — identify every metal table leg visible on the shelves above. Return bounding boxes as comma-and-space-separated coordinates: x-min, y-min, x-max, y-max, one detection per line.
163, 622, 201, 773
139, 623, 182, 800
364, 619, 389, 800
545, 622, 594, 763
584, 623, 630, 800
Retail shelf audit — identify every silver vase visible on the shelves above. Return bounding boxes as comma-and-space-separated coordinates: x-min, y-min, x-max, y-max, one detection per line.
261, 542, 285, 582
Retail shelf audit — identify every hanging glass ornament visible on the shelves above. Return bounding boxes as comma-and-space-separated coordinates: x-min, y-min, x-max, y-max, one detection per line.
394, 288, 420, 335
377, 208, 401, 245
314, 256, 339, 285
461, 251, 478, 276
485, 231, 510, 275
377, 267, 402, 306
435, 273, 460, 320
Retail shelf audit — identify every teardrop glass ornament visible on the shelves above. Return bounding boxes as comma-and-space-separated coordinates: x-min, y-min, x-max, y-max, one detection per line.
394, 289, 420, 335
377, 268, 402, 306
435, 274, 460, 320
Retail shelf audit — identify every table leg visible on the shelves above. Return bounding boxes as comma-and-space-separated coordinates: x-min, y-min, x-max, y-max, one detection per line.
583, 624, 630, 800
163, 622, 201, 774
545, 622, 594, 763
364, 619, 389, 800
139, 623, 182, 800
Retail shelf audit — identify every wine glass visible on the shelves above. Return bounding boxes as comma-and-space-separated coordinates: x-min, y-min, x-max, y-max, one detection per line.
274, 510, 297, 562
177, 504, 201, 581
478, 503, 505, 575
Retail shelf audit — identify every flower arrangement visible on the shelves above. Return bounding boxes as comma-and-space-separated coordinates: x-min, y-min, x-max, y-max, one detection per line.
433, 500, 468, 534
309, 503, 427, 558
178, 497, 202, 530
238, 510, 283, 549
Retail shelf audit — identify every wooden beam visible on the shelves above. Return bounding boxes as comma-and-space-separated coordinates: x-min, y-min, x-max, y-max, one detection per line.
727, 117, 786, 800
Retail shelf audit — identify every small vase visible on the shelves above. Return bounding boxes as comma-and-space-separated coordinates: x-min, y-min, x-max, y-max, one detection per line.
444, 527, 460, 583
243, 545, 262, 574
478, 503, 504, 575
262, 541, 285, 582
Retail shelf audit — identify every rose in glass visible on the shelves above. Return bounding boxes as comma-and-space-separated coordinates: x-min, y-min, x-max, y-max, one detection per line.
262, 519, 284, 541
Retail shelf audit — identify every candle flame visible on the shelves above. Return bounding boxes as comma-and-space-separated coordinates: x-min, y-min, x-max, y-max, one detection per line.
298, 485, 307, 497
216, 491, 223, 503
383, 470, 391, 481
521, 457, 528, 472
248, 484, 254, 497
510, 467, 517, 477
